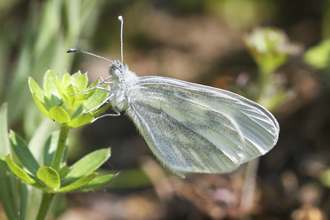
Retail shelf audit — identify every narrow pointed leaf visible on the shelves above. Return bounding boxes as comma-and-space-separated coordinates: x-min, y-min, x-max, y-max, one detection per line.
92, 103, 112, 117
0, 154, 10, 172
54, 75, 68, 103
84, 85, 110, 111
71, 104, 84, 119
9, 131, 40, 176
19, 182, 29, 220
44, 69, 57, 97
72, 92, 89, 101
59, 165, 69, 178
71, 174, 115, 192
62, 148, 110, 185
5, 155, 36, 185
65, 84, 81, 107
62, 73, 73, 88
67, 148, 110, 177
44, 69, 61, 106
68, 113, 94, 128
106, 169, 152, 189
66, 84, 88, 106
28, 76, 45, 102
87, 79, 99, 89
43, 131, 60, 166
49, 106, 70, 124
37, 166, 60, 189
81, 79, 99, 99
0, 103, 19, 220
72, 72, 88, 91
56, 172, 97, 193
0, 172, 19, 220
0, 103, 10, 156
31, 93, 50, 117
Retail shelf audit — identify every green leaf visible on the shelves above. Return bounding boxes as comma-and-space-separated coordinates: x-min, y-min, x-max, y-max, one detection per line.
0, 171, 19, 220
37, 166, 60, 189
56, 172, 97, 193
87, 79, 99, 89
106, 169, 152, 189
9, 131, 40, 176
71, 104, 84, 119
62, 72, 73, 88
49, 106, 70, 124
0, 103, 10, 156
5, 155, 36, 185
43, 131, 60, 166
44, 69, 57, 97
72, 92, 89, 101
84, 85, 110, 111
54, 74, 68, 103
64, 84, 77, 107
19, 182, 29, 220
62, 148, 110, 185
0, 103, 19, 220
59, 165, 69, 178
92, 103, 112, 117
31, 93, 50, 117
28, 76, 45, 103
71, 174, 115, 192
0, 154, 10, 172
81, 79, 99, 99
66, 84, 88, 107
72, 72, 88, 91
43, 69, 61, 106
67, 113, 94, 128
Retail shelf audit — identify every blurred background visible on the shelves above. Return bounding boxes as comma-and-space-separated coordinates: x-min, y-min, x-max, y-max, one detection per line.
1, 0, 330, 219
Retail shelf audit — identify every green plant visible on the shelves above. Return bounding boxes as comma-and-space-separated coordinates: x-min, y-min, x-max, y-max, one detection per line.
0, 71, 115, 220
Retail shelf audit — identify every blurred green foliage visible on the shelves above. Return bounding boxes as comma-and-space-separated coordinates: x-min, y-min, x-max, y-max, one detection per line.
0, 0, 100, 138
0, 1, 103, 219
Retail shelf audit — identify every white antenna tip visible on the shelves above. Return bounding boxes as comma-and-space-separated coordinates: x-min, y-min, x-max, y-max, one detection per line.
118, 16, 123, 22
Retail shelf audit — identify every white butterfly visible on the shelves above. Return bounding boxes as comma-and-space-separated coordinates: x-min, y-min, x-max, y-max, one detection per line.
68, 16, 279, 177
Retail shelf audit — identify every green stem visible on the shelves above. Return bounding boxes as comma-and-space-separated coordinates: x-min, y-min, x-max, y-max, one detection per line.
36, 192, 54, 220
52, 125, 70, 171
256, 67, 271, 103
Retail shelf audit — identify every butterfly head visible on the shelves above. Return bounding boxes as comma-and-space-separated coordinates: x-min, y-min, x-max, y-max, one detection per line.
109, 60, 138, 84
109, 60, 125, 81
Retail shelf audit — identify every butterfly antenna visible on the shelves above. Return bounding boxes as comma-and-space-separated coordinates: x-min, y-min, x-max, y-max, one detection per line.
66, 49, 113, 63
118, 15, 124, 64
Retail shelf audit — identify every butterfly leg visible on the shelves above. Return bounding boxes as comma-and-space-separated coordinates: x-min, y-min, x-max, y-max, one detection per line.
72, 86, 112, 95
98, 76, 113, 84
71, 75, 113, 96
91, 107, 121, 122
84, 93, 113, 114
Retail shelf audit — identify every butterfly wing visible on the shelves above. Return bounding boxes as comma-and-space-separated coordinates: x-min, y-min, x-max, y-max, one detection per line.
125, 76, 279, 176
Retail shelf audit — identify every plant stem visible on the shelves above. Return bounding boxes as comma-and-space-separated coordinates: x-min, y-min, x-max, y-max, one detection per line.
36, 192, 54, 220
241, 67, 270, 218
52, 125, 70, 171
240, 158, 259, 219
